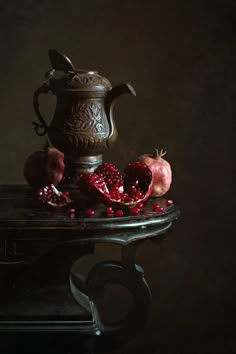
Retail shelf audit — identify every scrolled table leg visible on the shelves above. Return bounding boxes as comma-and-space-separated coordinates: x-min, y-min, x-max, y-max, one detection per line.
83, 241, 152, 351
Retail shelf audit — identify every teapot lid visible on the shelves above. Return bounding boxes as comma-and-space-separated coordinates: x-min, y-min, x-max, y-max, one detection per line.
47, 49, 112, 92
61, 69, 112, 92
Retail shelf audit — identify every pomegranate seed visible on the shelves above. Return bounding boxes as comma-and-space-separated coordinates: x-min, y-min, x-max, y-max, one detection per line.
152, 203, 159, 209
68, 208, 76, 214
63, 191, 70, 197
166, 199, 173, 205
115, 209, 123, 217
153, 203, 164, 212
137, 202, 143, 209
130, 180, 139, 187
106, 207, 114, 215
68, 208, 76, 219
130, 207, 140, 216
87, 209, 95, 217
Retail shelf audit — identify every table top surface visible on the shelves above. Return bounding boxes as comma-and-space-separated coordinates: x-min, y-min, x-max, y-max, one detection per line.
0, 185, 180, 245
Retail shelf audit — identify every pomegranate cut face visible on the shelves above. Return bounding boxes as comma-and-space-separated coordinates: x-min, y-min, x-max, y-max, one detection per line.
95, 162, 124, 192
36, 184, 72, 208
78, 161, 153, 208
124, 161, 152, 201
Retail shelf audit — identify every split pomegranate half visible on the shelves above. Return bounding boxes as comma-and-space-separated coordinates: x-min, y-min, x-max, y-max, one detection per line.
78, 161, 153, 208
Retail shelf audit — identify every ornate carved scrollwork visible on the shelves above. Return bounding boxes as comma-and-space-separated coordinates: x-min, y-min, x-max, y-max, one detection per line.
63, 101, 109, 153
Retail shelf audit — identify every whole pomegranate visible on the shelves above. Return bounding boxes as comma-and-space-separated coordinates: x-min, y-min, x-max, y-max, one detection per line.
138, 149, 172, 197
23, 147, 65, 188
78, 161, 153, 208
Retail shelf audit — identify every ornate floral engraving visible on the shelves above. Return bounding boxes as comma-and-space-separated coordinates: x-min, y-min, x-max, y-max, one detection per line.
72, 74, 111, 90
63, 101, 109, 152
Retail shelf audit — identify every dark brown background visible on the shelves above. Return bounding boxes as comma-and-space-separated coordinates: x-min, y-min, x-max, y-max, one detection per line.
0, 0, 235, 352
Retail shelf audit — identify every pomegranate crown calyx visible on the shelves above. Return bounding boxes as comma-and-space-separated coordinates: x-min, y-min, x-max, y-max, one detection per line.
153, 148, 167, 159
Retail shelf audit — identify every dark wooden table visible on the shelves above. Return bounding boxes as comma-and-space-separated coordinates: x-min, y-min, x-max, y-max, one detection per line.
0, 185, 180, 354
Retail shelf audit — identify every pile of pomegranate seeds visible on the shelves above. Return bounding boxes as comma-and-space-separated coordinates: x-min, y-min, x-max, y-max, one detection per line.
36, 184, 72, 207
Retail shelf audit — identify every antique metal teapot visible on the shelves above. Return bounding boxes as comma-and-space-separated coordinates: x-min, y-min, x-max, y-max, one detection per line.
33, 49, 136, 181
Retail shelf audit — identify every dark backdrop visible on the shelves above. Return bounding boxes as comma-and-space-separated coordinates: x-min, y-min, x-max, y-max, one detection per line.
0, 0, 235, 352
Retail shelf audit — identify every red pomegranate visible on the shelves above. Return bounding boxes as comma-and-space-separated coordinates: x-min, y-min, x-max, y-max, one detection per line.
23, 147, 65, 187
78, 161, 153, 208
137, 149, 172, 197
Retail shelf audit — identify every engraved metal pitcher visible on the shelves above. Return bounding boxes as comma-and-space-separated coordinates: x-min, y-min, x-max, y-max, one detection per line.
33, 49, 136, 179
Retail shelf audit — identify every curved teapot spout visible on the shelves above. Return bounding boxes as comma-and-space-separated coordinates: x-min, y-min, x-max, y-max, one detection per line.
105, 83, 136, 147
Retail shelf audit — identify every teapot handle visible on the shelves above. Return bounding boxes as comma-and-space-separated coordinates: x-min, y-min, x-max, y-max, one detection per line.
32, 83, 51, 136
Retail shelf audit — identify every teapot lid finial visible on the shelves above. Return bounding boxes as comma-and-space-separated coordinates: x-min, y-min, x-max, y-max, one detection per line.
47, 49, 112, 92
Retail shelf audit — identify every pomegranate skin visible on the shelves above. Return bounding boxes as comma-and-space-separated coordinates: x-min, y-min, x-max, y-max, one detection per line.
23, 151, 46, 188
45, 147, 65, 186
138, 149, 172, 197
23, 148, 65, 188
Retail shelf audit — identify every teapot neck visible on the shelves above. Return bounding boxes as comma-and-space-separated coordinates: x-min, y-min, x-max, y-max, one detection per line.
63, 155, 103, 184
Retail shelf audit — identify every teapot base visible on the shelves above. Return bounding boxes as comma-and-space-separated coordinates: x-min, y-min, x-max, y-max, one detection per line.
61, 154, 103, 186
